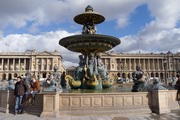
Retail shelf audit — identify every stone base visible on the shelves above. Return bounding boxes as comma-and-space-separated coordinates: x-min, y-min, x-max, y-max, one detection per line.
0, 107, 9, 113
59, 107, 151, 116
0, 90, 178, 117
151, 108, 171, 114
40, 111, 60, 118
151, 90, 171, 114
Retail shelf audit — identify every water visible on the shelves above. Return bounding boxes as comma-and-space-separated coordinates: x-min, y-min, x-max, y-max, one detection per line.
62, 83, 133, 93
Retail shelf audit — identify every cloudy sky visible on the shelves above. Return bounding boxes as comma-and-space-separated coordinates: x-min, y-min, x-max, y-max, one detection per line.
0, 0, 180, 68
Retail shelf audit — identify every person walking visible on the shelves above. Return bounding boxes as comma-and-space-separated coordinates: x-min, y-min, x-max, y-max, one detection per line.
60, 71, 66, 89
14, 76, 28, 115
175, 74, 180, 105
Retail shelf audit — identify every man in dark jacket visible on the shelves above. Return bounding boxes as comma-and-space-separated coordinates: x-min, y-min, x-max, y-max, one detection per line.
14, 76, 28, 115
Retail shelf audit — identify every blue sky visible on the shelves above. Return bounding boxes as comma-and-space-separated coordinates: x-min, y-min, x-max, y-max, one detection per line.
0, 0, 180, 68
3, 3, 152, 38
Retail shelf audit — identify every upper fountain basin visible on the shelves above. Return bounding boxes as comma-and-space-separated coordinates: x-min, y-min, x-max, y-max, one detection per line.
59, 34, 121, 53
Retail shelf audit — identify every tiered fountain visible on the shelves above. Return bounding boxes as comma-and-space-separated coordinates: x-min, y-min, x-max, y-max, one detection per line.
0, 6, 176, 117
59, 5, 120, 89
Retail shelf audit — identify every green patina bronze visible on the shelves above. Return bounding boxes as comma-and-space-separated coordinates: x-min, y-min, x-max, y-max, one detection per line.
59, 5, 120, 89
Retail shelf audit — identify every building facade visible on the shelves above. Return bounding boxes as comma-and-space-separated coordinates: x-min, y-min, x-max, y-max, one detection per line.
66, 51, 180, 84
0, 49, 65, 80
100, 51, 180, 83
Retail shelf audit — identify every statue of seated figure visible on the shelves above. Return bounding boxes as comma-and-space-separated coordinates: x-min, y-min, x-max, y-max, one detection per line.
75, 55, 86, 80
87, 53, 107, 81
82, 21, 96, 34
132, 65, 145, 92
6, 79, 15, 90
43, 80, 62, 92
96, 55, 107, 81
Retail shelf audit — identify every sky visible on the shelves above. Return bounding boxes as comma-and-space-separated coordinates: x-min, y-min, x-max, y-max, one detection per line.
0, 0, 180, 68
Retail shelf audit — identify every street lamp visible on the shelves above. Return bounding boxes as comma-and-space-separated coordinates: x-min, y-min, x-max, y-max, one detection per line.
163, 58, 168, 85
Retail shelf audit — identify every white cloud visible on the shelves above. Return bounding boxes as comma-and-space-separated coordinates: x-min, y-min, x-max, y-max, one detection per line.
0, 0, 146, 31
146, 0, 180, 29
0, 0, 180, 68
63, 61, 78, 69
0, 30, 79, 68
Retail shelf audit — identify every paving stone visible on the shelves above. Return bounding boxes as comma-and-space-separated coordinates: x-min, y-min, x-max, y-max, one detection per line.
0, 109, 179, 120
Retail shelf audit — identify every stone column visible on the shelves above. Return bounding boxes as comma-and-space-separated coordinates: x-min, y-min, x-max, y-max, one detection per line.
52, 58, 54, 71
47, 58, 49, 71
148, 59, 150, 71
13, 59, 15, 71
157, 59, 159, 71
41, 58, 43, 71
150, 90, 170, 114
1, 59, 3, 70
153, 59, 155, 71
129, 59, 131, 70
143, 59, 146, 71
18, 59, 21, 72
162, 59, 164, 70
134, 59, 136, 70
24, 58, 26, 70
7, 59, 9, 70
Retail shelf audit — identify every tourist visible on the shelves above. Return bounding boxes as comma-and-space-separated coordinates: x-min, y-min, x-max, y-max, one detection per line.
175, 74, 180, 102
60, 71, 66, 89
14, 76, 28, 115
26, 76, 41, 104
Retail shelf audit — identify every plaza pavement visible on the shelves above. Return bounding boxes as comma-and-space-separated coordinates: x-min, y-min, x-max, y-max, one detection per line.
0, 109, 179, 120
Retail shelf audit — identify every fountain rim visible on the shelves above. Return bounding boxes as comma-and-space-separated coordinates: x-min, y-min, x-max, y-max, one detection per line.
59, 34, 121, 48
74, 12, 105, 25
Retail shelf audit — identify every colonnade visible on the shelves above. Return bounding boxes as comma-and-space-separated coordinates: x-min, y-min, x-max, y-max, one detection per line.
0, 50, 63, 80
101, 53, 180, 82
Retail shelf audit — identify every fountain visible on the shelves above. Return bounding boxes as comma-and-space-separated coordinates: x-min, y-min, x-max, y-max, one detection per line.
59, 5, 120, 89
0, 6, 178, 118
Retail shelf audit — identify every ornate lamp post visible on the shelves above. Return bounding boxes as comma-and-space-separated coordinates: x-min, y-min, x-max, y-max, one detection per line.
163, 58, 167, 85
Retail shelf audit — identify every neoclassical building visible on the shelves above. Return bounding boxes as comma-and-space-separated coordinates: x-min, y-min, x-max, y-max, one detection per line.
66, 51, 180, 84
0, 49, 65, 80
100, 51, 180, 83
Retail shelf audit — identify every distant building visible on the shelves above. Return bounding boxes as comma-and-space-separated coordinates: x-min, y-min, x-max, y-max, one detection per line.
0, 49, 65, 80
66, 51, 180, 83
101, 51, 180, 80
